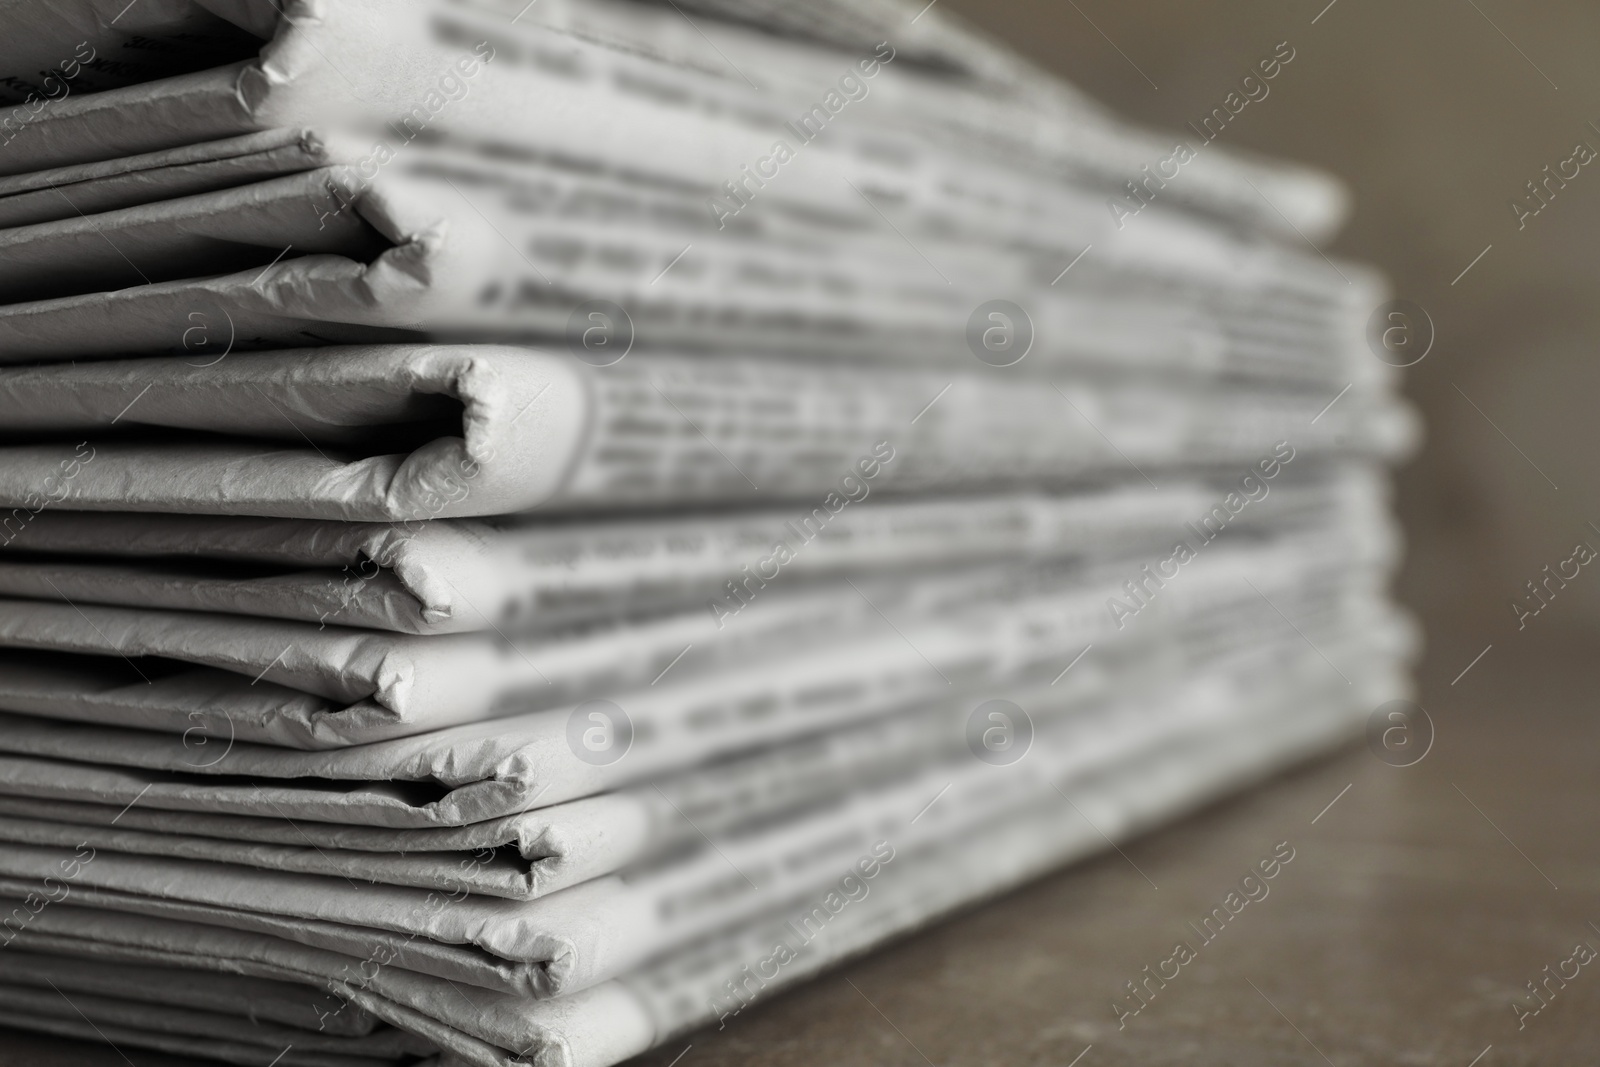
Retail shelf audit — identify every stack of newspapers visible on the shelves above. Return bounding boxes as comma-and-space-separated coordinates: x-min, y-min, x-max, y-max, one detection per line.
0, 2, 1418, 1065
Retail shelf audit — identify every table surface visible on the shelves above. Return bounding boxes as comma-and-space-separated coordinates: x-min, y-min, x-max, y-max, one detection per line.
3, 630, 1593, 1066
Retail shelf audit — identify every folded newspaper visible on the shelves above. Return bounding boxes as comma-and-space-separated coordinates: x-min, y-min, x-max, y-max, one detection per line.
0, 344, 1414, 520
0, 570, 1386, 898
0, 0, 1381, 374
0, 625, 1397, 1003
0, 142, 1377, 369
0, 521, 1393, 749
0, 648, 1332, 996
0, 0, 1420, 1064
0, 0, 1347, 239
3, 642, 1410, 1067
0, 469, 1372, 632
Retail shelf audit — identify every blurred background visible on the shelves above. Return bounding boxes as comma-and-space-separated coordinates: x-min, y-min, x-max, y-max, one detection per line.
945, 0, 1598, 679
